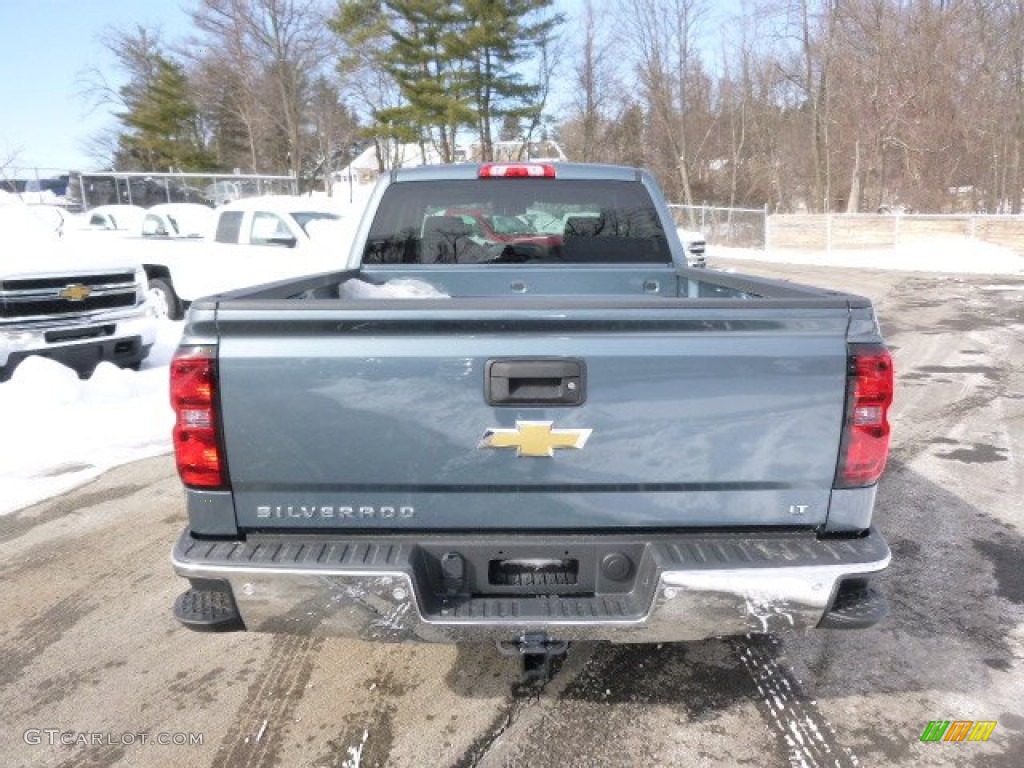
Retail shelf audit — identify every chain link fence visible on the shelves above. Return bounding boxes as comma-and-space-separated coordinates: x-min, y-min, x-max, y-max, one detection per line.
3, 168, 300, 211
766, 213, 1024, 257
67, 172, 298, 211
668, 204, 768, 249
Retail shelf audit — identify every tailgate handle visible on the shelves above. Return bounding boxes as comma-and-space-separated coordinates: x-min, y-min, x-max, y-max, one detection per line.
486, 359, 585, 406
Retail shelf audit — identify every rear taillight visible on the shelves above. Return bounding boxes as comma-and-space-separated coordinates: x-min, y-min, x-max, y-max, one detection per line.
835, 344, 894, 488
170, 345, 224, 488
479, 163, 556, 178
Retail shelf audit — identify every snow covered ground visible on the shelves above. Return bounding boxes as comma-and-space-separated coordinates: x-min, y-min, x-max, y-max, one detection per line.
714, 236, 1024, 275
0, 319, 182, 515
2, 235, 1021, 516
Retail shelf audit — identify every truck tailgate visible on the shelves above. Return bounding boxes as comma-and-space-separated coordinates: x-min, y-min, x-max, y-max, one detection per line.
216, 305, 850, 530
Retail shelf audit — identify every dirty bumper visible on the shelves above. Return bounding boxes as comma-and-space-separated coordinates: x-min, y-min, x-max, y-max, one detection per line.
171, 528, 890, 643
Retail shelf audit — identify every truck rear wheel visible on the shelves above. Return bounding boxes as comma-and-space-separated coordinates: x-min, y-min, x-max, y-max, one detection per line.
148, 278, 182, 320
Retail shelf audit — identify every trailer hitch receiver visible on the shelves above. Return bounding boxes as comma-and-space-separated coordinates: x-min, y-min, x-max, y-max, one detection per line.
497, 632, 570, 683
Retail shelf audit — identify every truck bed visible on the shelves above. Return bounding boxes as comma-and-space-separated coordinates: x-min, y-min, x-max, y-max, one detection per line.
204, 263, 868, 305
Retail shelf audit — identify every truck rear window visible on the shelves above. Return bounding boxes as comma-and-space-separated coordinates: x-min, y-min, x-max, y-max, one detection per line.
215, 211, 244, 244
362, 179, 671, 265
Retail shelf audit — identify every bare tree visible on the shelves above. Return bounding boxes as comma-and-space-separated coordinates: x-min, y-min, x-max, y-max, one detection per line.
77, 24, 165, 113
785, 0, 840, 211
716, 7, 756, 210
1, 145, 22, 181
984, 0, 1024, 213
517, 13, 567, 158
65, 0, 1024, 211
189, 0, 330, 181
307, 76, 359, 195
619, 0, 711, 207
79, 129, 121, 170
567, 0, 620, 161
186, 10, 268, 172
76, 25, 165, 170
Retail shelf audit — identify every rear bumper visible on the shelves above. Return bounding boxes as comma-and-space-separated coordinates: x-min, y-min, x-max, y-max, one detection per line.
171, 527, 890, 643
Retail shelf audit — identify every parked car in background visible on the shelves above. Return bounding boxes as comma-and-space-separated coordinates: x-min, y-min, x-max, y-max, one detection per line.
211, 195, 347, 248
141, 203, 214, 239
0, 191, 155, 381
441, 207, 563, 249
25, 204, 75, 238
83, 204, 146, 233
676, 227, 707, 268
130, 195, 352, 319
202, 180, 241, 207
426, 207, 708, 268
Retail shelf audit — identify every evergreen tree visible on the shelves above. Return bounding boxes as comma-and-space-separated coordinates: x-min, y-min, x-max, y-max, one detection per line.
454, 0, 563, 160
117, 55, 217, 171
382, 0, 474, 163
329, 0, 562, 162
333, 0, 465, 163
198, 74, 252, 172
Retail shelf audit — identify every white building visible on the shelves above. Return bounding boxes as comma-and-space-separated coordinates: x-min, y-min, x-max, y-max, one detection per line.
331, 139, 566, 186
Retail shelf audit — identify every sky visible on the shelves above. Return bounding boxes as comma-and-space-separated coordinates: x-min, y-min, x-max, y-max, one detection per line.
0, 0, 195, 174
0, 0, 747, 178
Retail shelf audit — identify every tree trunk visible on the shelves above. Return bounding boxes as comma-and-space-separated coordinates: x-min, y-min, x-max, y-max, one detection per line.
846, 140, 861, 213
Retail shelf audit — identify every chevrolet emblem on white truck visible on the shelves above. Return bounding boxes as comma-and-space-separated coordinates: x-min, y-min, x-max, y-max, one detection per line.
58, 283, 92, 301
479, 420, 592, 458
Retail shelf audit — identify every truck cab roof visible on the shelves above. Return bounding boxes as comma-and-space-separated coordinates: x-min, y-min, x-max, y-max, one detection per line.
391, 162, 642, 183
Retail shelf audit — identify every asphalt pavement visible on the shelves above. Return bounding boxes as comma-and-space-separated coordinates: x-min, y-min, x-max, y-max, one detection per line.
0, 261, 1021, 767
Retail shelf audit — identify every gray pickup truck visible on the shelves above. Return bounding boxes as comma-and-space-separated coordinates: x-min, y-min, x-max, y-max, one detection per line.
169, 163, 893, 678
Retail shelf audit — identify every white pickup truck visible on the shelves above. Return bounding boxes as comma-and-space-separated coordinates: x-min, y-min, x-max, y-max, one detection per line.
0, 192, 156, 380
130, 196, 352, 319
140, 203, 214, 239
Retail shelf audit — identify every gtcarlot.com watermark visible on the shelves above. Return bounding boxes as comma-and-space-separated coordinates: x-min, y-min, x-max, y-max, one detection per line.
24, 729, 204, 747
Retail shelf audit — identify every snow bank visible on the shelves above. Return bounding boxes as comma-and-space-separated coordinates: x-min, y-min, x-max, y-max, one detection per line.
0, 320, 182, 515
713, 237, 1024, 275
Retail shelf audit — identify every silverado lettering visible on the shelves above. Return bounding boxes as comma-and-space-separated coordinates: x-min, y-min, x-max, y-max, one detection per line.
255, 505, 416, 519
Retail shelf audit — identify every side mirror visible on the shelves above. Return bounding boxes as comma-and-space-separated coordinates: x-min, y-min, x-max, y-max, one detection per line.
267, 235, 298, 248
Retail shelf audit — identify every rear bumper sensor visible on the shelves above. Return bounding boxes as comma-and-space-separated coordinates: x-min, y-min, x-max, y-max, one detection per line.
171, 527, 890, 643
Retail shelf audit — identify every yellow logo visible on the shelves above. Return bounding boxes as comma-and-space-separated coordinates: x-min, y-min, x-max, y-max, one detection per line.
479, 421, 592, 458
58, 284, 92, 301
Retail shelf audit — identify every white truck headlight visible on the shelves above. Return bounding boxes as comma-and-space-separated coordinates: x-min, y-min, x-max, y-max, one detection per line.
135, 266, 150, 306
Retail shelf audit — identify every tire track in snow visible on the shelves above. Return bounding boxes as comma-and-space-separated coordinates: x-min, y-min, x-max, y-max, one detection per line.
211, 635, 322, 768
0, 593, 98, 689
733, 635, 859, 768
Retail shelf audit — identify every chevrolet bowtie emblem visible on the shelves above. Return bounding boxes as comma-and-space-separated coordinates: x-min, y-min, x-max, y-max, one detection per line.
58, 284, 92, 302
479, 420, 592, 458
